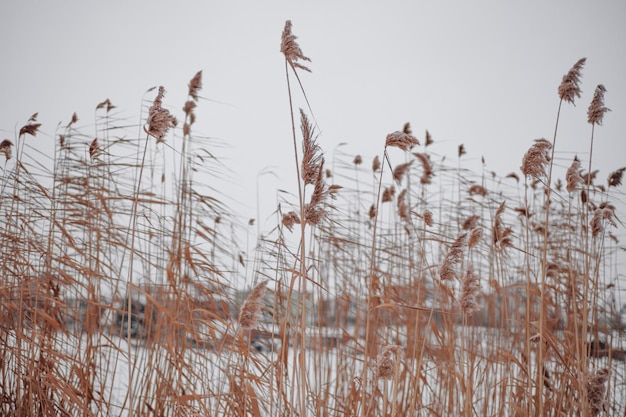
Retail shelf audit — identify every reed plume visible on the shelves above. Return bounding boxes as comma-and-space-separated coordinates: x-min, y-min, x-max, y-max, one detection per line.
280, 20, 311, 72
468, 227, 483, 249
590, 207, 616, 239
439, 233, 467, 281
300, 109, 323, 185
423, 210, 433, 227
587, 84, 610, 125
304, 162, 326, 226
0, 139, 13, 161
238, 281, 268, 330
188, 70, 202, 101
608, 167, 625, 187
372, 155, 381, 172
413, 152, 434, 184
459, 265, 481, 316
385, 131, 418, 151
521, 139, 551, 178
566, 156, 583, 193
586, 368, 609, 417
282, 211, 301, 232
145, 86, 176, 142
424, 129, 433, 146
558, 57, 586, 103
393, 161, 412, 183
374, 345, 402, 379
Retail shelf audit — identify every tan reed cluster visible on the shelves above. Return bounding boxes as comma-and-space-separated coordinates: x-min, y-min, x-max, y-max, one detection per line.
385, 130, 419, 151
521, 139, 552, 178
590, 206, 616, 239
145, 86, 177, 142
558, 57, 586, 103
459, 265, 481, 316
585, 368, 609, 417
492, 201, 512, 251
587, 84, 610, 125
393, 161, 412, 183
280, 20, 311, 72
566, 157, 583, 193
282, 210, 301, 232
374, 345, 403, 379
238, 281, 268, 330
0, 139, 13, 161
413, 152, 434, 184
439, 233, 467, 281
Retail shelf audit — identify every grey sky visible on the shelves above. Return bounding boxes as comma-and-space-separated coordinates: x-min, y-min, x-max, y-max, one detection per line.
1, 0, 625, 241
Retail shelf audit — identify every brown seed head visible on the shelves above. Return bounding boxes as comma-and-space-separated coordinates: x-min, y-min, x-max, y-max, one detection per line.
282, 211, 301, 232
280, 20, 311, 72
521, 139, 551, 178
558, 57, 586, 104
425, 130, 434, 147
608, 167, 625, 188
566, 157, 583, 193
372, 155, 381, 172
590, 207, 616, 239
393, 161, 412, 183
19, 123, 42, 138
586, 368, 609, 417
439, 233, 467, 281
385, 131, 419, 151
188, 70, 202, 101
587, 84, 610, 125
146, 86, 176, 142
413, 152, 434, 184
0, 139, 13, 161
238, 281, 268, 330
353, 155, 362, 165
375, 345, 402, 379
423, 210, 433, 227
459, 265, 481, 316
468, 227, 483, 248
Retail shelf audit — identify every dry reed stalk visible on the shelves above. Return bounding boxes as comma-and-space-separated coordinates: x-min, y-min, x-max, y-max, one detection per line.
439, 233, 467, 281
381, 186, 394, 202
145, 86, 177, 142
424, 130, 433, 146
0, 139, 13, 161
462, 215, 479, 230
385, 131, 418, 151
372, 155, 381, 172
468, 185, 487, 197
188, 70, 202, 101
458, 265, 481, 316
566, 157, 583, 193
374, 345, 402, 379
607, 167, 625, 187
392, 161, 412, 183
396, 189, 409, 222
520, 139, 551, 179
423, 210, 433, 227
558, 57, 586, 103
493, 201, 512, 251
587, 84, 610, 125
239, 281, 268, 330
590, 206, 616, 239
413, 152, 434, 184
300, 109, 322, 185
467, 227, 482, 249
304, 163, 326, 226
280, 20, 311, 72
585, 368, 609, 416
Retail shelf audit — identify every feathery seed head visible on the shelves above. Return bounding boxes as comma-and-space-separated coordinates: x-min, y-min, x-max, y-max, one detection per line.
558, 57, 586, 104
280, 20, 311, 72
238, 281, 268, 330
385, 131, 419, 151
587, 84, 610, 125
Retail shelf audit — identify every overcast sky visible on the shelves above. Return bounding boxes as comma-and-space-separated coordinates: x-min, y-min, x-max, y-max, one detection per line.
1, 1, 625, 244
